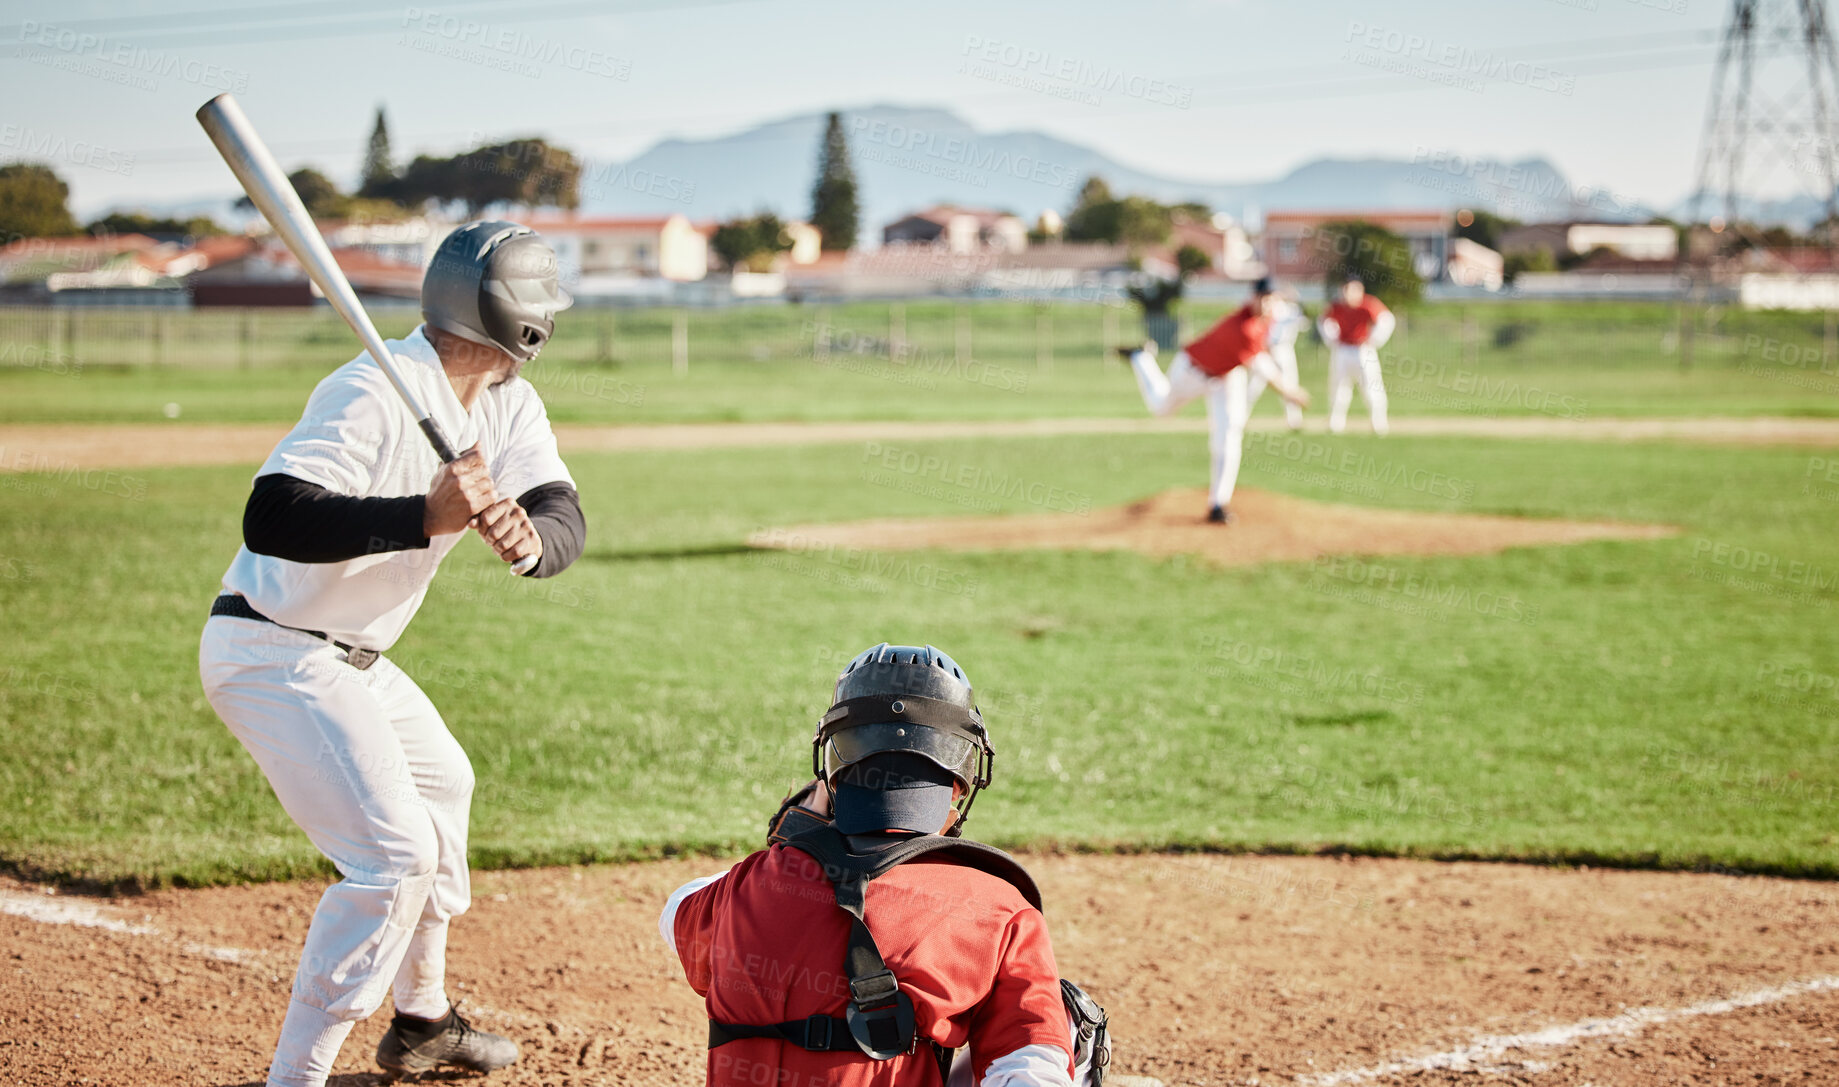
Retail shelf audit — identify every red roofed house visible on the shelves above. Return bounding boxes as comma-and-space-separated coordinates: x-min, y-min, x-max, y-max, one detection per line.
187, 239, 422, 307
1261, 209, 1460, 284
0, 233, 163, 287
523, 214, 708, 283
883, 206, 1027, 255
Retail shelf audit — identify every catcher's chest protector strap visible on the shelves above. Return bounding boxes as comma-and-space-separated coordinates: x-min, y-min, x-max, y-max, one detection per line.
707, 826, 1040, 1077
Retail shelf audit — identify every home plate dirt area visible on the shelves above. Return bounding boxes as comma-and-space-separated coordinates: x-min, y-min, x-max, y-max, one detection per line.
4, 855, 1837, 1086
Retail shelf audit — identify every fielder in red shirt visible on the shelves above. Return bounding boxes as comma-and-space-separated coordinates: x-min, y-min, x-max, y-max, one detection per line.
1318, 276, 1395, 435
661, 644, 1110, 1087
1119, 278, 1310, 524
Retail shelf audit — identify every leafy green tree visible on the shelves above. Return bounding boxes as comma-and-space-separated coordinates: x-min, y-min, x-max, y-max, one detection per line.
288, 168, 343, 217
359, 106, 396, 198
86, 212, 223, 238
810, 112, 858, 251
444, 139, 581, 216
1064, 176, 1173, 246
391, 154, 456, 209
1559, 244, 1616, 271
1502, 247, 1555, 285
1116, 195, 1172, 246
711, 212, 793, 273
1314, 219, 1423, 303
1064, 176, 1121, 242
235, 167, 345, 218
1174, 243, 1212, 278
1454, 208, 1519, 251
0, 163, 81, 239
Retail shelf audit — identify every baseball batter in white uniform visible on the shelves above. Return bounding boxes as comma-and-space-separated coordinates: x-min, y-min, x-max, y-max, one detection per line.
1248, 287, 1305, 431
198, 222, 584, 1087
1318, 276, 1395, 436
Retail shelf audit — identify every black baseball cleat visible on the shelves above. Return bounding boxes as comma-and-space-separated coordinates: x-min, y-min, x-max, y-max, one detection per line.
376, 1004, 518, 1079
1113, 345, 1138, 362
1206, 505, 1234, 525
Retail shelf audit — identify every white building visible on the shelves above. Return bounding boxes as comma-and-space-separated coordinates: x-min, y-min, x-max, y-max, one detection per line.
523, 214, 710, 284
1498, 221, 1679, 263
1447, 236, 1505, 290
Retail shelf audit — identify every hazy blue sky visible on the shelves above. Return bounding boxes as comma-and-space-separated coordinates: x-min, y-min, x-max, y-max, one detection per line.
0, 0, 1732, 217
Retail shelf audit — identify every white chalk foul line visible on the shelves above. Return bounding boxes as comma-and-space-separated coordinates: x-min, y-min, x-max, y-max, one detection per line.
1, 886, 540, 1032
1299, 974, 1839, 1085
0, 887, 157, 935
0, 887, 264, 963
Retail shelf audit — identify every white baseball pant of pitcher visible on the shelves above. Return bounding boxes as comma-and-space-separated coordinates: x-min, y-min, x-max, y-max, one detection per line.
1128, 347, 1285, 510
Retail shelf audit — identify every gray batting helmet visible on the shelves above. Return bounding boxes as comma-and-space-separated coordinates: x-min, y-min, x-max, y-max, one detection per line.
422, 220, 572, 362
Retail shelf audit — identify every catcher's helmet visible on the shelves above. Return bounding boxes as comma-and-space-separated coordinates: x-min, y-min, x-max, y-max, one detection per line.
816, 643, 995, 835
422, 220, 571, 363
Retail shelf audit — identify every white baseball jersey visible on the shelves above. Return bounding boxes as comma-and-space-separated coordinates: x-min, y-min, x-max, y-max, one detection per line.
220, 325, 572, 650
1266, 298, 1304, 350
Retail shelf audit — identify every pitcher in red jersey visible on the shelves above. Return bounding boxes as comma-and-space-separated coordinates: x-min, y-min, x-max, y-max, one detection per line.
1119, 278, 1310, 524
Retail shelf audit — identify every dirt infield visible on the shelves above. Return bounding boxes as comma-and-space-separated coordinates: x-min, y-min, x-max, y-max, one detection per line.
2, 415, 1838, 473
4, 854, 1836, 1086
750, 487, 1676, 567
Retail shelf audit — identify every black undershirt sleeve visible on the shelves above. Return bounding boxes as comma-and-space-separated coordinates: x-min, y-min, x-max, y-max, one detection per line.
242, 473, 429, 563
242, 474, 584, 575
516, 481, 585, 578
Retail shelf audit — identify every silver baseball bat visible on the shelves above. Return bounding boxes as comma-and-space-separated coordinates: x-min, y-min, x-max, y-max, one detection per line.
196, 92, 539, 576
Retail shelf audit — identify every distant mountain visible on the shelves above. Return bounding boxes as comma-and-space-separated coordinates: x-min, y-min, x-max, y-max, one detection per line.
572, 104, 1660, 234
102, 104, 1685, 235
1666, 190, 1837, 231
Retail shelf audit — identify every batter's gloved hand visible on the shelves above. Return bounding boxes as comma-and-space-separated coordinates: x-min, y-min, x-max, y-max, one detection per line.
424, 446, 498, 537
767, 778, 831, 845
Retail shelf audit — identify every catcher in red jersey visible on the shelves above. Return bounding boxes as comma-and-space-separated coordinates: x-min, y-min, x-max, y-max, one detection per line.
660, 644, 1111, 1087
1119, 278, 1310, 524
1319, 275, 1395, 436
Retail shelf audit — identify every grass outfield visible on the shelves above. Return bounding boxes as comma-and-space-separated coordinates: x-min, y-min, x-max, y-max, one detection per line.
1, 430, 1834, 888
3, 299, 1838, 424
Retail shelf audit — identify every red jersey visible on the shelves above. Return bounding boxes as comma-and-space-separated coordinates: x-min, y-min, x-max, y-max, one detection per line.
1183, 304, 1269, 377
673, 845, 1071, 1086
1326, 295, 1389, 346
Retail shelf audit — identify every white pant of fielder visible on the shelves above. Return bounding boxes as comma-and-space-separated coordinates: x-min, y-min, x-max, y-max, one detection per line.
1128, 347, 1260, 510
200, 618, 473, 1087
1327, 344, 1388, 436
1248, 343, 1303, 430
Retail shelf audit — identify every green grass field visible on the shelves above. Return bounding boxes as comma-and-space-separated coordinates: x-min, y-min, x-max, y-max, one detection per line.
2, 412, 1835, 888
4, 299, 1839, 424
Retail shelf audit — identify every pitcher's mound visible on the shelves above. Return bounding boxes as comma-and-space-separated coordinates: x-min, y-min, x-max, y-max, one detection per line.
751, 488, 1676, 565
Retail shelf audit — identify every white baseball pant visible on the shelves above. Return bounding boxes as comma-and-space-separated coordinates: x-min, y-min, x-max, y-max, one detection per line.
199, 615, 474, 1087
1129, 348, 1270, 510
1327, 344, 1389, 436
1248, 343, 1304, 430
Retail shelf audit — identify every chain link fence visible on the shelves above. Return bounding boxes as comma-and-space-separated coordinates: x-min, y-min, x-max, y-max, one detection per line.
0, 300, 1828, 392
